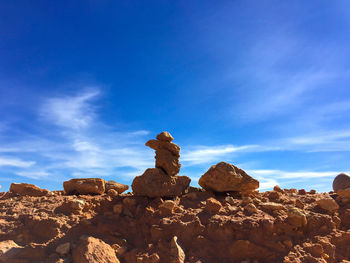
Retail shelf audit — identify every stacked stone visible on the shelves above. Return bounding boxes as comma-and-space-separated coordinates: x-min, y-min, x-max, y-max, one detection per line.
132, 132, 190, 198
146, 131, 181, 176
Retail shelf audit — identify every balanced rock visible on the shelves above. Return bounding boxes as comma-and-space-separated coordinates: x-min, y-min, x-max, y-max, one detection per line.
146, 131, 181, 176
156, 131, 173, 142
132, 168, 190, 198
9, 183, 50, 197
105, 181, 129, 194
63, 178, 105, 195
72, 236, 120, 263
333, 173, 350, 192
198, 162, 259, 193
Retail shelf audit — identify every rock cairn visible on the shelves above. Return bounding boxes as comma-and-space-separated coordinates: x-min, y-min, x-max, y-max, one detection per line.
132, 132, 191, 197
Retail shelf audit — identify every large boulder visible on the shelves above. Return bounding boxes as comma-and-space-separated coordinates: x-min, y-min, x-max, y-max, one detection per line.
333, 173, 350, 192
105, 181, 129, 194
146, 131, 181, 176
72, 236, 120, 263
132, 168, 191, 198
63, 178, 105, 195
198, 162, 259, 193
9, 183, 50, 197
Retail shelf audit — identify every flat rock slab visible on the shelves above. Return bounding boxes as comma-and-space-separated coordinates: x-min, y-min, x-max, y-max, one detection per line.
105, 181, 129, 194
64, 178, 105, 195
10, 183, 50, 197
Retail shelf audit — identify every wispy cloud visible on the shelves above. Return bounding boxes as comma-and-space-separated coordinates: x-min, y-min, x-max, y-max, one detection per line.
41, 89, 100, 130
0, 156, 35, 168
277, 130, 350, 152
181, 144, 278, 165
0, 88, 154, 185
249, 169, 339, 179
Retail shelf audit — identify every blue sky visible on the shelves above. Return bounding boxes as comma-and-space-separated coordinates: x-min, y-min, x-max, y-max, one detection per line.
1, 1, 350, 192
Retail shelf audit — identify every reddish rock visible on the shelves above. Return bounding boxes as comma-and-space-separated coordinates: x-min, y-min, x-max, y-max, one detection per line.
205, 197, 222, 213
9, 183, 50, 197
198, 162, 259, 193
316, 196, 339, 212
0, 240, 22, 261
170, 236, 185, 263
145, 132, 181, 176
63, 178, 105, 195
72, 236, 120, 263
132, 168, 190, 198
333, 173, 350, 192
337, 188, 350, 198
105, 181, 129, 194
298, 189, 307, 195
156, 131, 173, 142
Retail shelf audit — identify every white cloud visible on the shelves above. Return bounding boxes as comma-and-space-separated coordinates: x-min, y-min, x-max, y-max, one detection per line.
249, 169, 339, 179
0, 157, 35, 168
16, 171, 50, 179
276, 130, 350, 152
181, 144, 280, 165
182, 144, 263, 165
41, 89, 100, 129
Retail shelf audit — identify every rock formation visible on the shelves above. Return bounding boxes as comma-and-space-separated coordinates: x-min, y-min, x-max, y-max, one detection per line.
64, 178, 106, 195
132, 132, 190, 197
72, 236, 120, 263
1, 136, 350, 263
146, 131, 181, 176
198, 162, 259, 193
9, 183, 50, 197
105, 181, 129, 194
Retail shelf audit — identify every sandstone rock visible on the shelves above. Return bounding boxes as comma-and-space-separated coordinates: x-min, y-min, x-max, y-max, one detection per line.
170, 236, 185, 263
145, 131, 181, 176
260, 202, 284, 211
9, 183, 50, 197
132, 168, 190, 198
316, 197, 339, 212
63, 178, 105, 195
72, 236, 120, 263
273, 185, 284, 193
105, 181, 129, 194
244, 203, 258, 215
205, 197, 222, 213
107, 189, 119, 198
337, 188, 350, 198
156, 131, 173, 142
333, 173, 350, 192
198, 162, 259, 193
298, 189, 307, 195
56, 242, 70, 256
111, 244, 127, 257
286, 207, 307, 227
146, 139, 180, 156
113, 204, 123, 215
54, 199, 85, 215
159, 200, 176, 215
0, 240, 22, 261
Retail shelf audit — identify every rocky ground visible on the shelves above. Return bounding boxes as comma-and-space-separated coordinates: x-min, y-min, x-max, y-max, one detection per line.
0, 132, 349, 263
